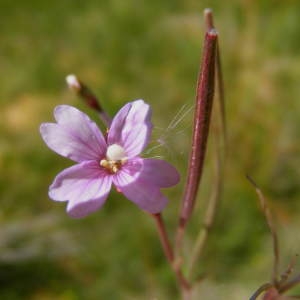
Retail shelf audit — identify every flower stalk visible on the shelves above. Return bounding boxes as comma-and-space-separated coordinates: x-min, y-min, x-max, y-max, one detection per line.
248, 177, 300, 299
152, 213, 191, 296
176, 28, 218, 250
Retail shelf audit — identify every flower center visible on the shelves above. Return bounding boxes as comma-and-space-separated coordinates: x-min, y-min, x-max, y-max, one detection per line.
100, 144, 127, 173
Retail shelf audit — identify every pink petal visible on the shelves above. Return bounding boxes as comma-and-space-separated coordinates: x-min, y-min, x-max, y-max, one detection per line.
49, 161, 112, 218
138, 158, 180, 187
40, 105, 107, 162
108, 100, 152, 157
113, 166, 168, 213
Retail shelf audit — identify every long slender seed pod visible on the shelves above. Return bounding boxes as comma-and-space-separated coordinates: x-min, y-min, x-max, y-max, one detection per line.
204, 8, 227, 149
177, 29, 218, 237
185, 9, 226, 278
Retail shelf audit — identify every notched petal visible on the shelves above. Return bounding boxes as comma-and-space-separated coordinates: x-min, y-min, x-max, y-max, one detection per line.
40, 123, 99, 162
108, 100, 153, 157
113, 170, 169, 213
49, 161, 112, 217
66, 196, 109, 218
140, 158, 180, 188
40, 105, 107, 162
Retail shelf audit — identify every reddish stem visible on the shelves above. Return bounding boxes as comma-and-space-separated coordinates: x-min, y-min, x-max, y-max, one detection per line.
152, 213, 191, 294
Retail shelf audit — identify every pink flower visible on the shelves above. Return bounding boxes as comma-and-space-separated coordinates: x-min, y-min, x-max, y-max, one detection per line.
40, 100, 180, 218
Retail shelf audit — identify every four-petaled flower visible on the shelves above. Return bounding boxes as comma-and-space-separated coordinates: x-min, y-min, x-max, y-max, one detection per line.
40, 100, 180, 218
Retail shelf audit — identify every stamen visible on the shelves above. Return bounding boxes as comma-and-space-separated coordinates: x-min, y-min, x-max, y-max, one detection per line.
100, 144, 127, 174
100, 159, 109, 168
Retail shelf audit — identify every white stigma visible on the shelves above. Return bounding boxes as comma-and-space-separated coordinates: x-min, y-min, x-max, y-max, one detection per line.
106, 144, 126, 161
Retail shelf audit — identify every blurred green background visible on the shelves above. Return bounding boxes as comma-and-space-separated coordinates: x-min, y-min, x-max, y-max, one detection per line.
1, 0, 300, 299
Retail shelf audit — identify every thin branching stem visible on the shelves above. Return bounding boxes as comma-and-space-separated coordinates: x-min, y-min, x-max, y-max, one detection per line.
249, 283, 273, 300
278, 256, 297, 287
153, 213, 174, 264
279, 274, 300, 294
215, 44, 226, 148
247, 175, 280, 285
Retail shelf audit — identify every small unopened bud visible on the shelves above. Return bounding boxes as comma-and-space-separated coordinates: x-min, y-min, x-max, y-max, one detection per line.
66, 74, 81, 92
65, 74, 112, 127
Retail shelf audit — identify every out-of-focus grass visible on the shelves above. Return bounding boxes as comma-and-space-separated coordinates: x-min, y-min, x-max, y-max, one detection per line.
1, 0, 300, 299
